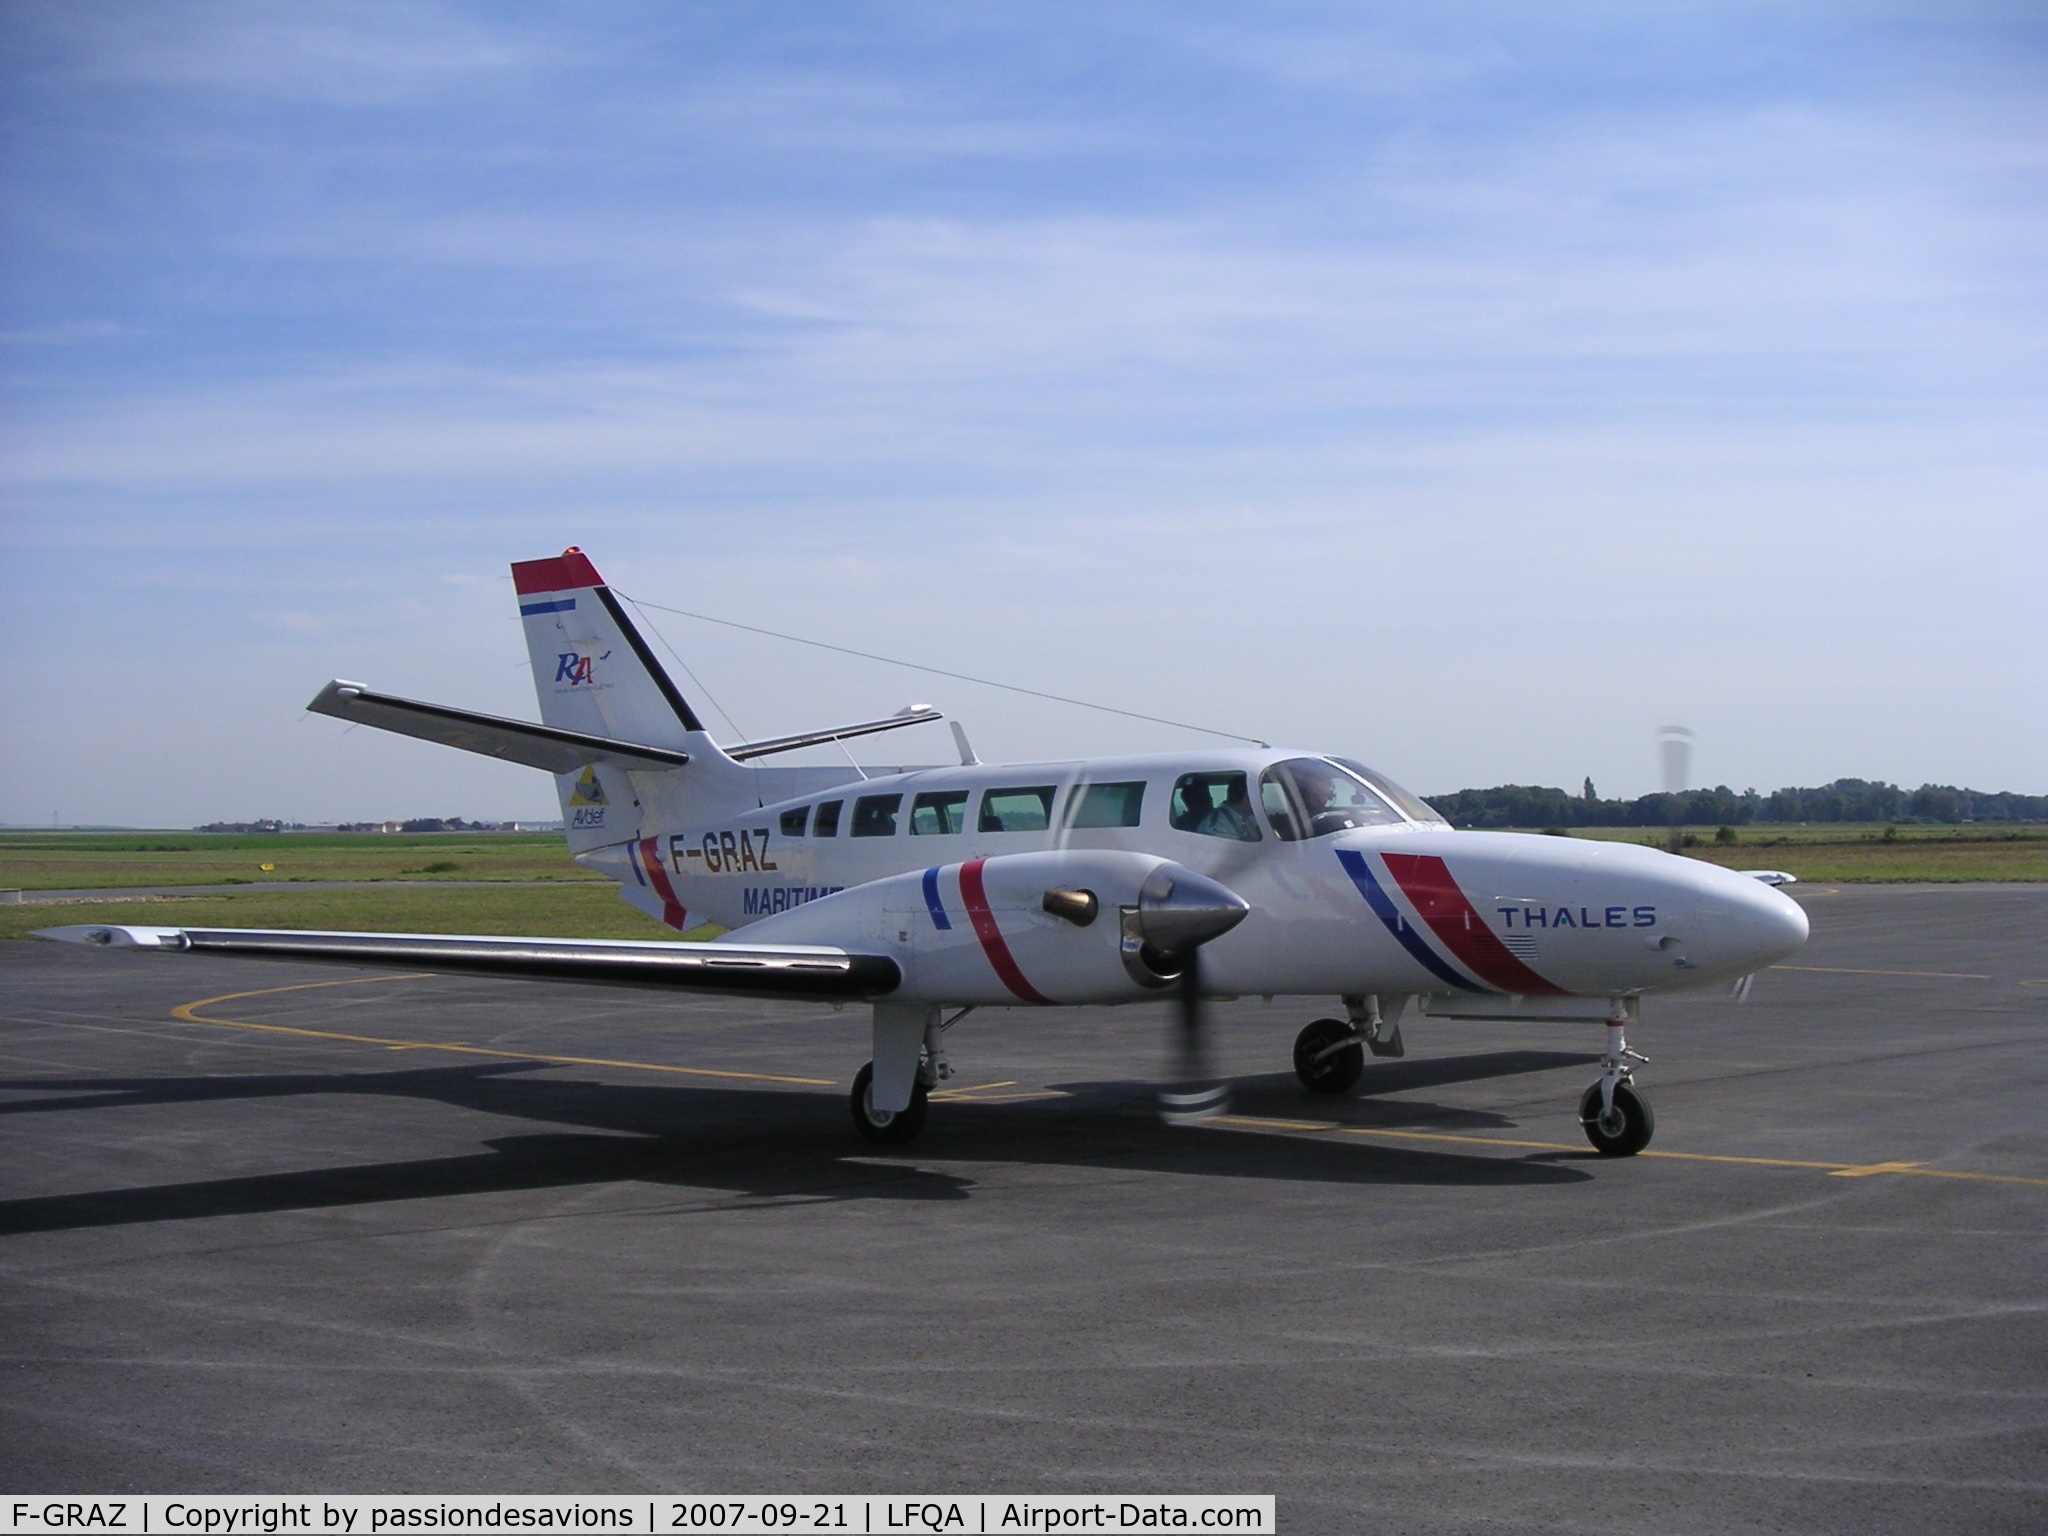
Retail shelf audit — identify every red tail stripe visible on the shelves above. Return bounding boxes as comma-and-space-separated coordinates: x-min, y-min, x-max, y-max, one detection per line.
958, 859, 1052, 1004
637, 837, 690, 932
512, 547, 605, 595
1379, 852, 1568, 996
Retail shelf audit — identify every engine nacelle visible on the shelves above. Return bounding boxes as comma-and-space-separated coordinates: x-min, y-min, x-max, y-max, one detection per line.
732, 848, 1248, 1005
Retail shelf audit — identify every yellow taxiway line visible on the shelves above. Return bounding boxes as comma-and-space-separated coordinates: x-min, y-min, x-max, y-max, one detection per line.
930, 1080, 1071, 1103
1769, 964, 1994, 980
1207, 1115, 2048, 1189
170, 976, 837, 1087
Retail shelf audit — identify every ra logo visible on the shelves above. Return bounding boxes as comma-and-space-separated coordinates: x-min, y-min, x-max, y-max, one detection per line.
554, 649, 610, 685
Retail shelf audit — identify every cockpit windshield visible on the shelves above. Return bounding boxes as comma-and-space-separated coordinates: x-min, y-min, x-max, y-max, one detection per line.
1329, 758, 1449, 827
1258, 758, 1404, 839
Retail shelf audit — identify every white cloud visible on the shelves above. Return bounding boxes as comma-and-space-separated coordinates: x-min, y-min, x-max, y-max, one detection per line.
2, 4, 2043, 821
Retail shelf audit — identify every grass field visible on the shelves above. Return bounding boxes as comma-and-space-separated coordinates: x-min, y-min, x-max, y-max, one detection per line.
5, 821, 2041, 950
2, 881, 713, 943
0, 830, 601, 890
1555, 823, 2048, 882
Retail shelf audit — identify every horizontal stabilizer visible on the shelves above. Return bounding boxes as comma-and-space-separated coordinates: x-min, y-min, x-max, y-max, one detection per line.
726, 706, 944, 762
307, 681, 692, 775
35, 924, 900, 1000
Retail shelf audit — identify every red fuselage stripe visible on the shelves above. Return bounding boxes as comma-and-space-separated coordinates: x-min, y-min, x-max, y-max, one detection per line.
1379, 851, 1568, 996
958, 859, 1052, 1004
638, 837, 689, 932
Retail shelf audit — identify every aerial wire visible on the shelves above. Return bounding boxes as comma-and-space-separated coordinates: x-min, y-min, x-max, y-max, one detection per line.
614, 591, 1270, 748
618, 594, 750, 742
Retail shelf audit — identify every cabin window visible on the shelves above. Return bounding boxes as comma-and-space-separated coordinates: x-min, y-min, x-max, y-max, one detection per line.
1171, 771, 1261, 842
910, 790, 968, 835
1066, 781, 1145, 829
1261, 758, 1402, 838
778, 806, 809, 837
812, 800, 843, 837
979, 785, 1056, 833
1328, 758, 1447, 826
851, 793, 902, 837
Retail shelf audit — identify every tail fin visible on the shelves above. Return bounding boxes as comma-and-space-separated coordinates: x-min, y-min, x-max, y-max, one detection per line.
515, 548, 701, 745
513, 548, 751, 850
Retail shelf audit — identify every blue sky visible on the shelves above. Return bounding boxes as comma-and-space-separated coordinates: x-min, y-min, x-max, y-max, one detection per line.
3, 3, 2044, 824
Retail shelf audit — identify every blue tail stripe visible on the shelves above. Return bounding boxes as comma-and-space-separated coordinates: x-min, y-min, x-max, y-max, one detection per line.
922, 866, 951, 930
1334, 848, 1479, 992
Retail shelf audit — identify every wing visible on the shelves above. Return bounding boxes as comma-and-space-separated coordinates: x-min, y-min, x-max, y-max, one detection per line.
307, 680, 692, 775
34, 925, 900, 1000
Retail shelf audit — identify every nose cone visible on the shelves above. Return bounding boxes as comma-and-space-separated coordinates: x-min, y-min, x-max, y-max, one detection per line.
1733, 877, 1809, 968
1136, 864, 1251, 951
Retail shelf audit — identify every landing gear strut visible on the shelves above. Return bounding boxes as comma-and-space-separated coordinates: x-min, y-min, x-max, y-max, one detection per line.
1579, 1005, 1654, 1156
850, 1004, 964, 1145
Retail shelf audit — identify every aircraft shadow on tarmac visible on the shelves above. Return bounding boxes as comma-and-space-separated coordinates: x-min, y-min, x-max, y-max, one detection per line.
0, 1048, 1598, 1235
1063, 1048, 1600, 1130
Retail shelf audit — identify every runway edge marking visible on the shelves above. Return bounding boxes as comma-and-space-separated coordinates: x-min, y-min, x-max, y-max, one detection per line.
170, 976, 838, 1087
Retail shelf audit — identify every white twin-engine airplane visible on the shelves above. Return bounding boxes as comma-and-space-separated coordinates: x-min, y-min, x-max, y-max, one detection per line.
42, 548, 1809, 1154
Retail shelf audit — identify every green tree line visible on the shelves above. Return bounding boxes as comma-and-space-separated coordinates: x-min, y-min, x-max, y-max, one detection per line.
1422, 778, 2048, 830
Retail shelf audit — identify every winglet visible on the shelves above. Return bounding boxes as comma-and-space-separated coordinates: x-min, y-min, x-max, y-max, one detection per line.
35, 925, 189, 949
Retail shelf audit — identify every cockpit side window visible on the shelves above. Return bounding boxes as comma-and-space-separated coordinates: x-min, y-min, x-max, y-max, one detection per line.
812, 800, 842, 836
1329, 758, 1448, 826
1264, 758, 1404, 837
1259, 770, 1304, 842
1171, 771, 1262, 842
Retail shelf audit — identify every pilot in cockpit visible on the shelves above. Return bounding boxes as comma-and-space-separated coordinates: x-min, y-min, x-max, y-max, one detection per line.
1290, 764, 1346, 838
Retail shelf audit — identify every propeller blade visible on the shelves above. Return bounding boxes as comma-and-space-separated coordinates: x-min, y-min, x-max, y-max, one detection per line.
1159, 946, 1230, 1125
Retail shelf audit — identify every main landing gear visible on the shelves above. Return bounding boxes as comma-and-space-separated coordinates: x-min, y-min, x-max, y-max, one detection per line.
850, 1061, 929, 1145
850, 1002, 961, 1146
1579, 1008, 1654, 1156
1293, 994, 1405, 1094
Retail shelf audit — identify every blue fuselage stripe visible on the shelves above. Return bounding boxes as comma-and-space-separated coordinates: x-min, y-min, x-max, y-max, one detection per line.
1334, 848, 1479, 992
520, 598, 577, 615
922, 866, 951, 930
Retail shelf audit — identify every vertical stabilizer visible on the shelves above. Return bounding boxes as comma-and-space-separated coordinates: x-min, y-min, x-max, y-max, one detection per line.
512, 548, 754, 856
515, 548, 700, 745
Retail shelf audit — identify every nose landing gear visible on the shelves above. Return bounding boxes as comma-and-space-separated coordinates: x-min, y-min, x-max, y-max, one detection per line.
1579, 1011, 1654, 1155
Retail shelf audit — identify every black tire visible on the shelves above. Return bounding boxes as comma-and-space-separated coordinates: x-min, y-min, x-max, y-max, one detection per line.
1579, 1080, 1655, 1156
850, 1060, 929, 1145
1293, 1017, 1365, 1094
